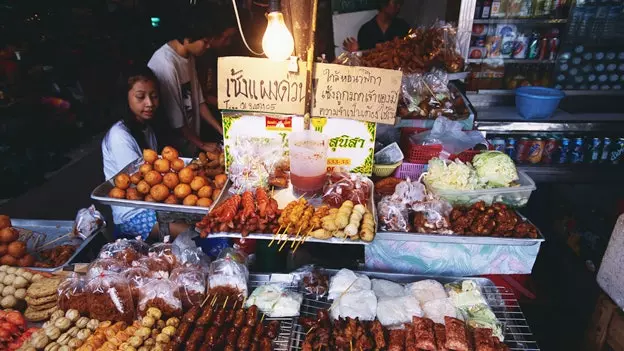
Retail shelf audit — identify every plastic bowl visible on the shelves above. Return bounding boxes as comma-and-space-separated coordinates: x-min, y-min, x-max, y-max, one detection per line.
515, 86, 565, 120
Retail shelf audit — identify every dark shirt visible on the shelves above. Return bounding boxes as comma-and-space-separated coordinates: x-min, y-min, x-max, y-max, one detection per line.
357, 16, 410, 51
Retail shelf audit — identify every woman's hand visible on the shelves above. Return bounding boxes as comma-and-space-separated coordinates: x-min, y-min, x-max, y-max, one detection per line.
200, 142, 219, 153
343, 37, 359, 53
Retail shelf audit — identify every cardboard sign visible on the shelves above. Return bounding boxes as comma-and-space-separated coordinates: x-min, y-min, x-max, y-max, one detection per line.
222, 112, 376, 175
312, 63, 402, 125
218, 57, 306, 115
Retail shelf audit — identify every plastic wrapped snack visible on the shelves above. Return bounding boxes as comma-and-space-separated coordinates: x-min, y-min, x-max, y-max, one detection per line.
330, 290, 377, 321
137, 277, 183, 318
86, 258, 128, 279
86, 272, 135, 323
374, 142, 404, 165
124, 266, 158, 303
376, 295, 423, 327
73, 205, 105, 239
405, 280, 448, 304
377, 196, 410, 232
299, 268, 329, 298
208, 256, 249, 298
328, 269, 371, 300
58, 273, 89, 315
464, 304, 504, 341
372, 279, 405, 299
245, 285, 303, 317
422, 297, 462, 324
444, 280, 488, 308
133, 255, 171, 278
172, 231, 211, 269
98, 239, 143, 264
323, 172, 371, 207
170, 266, 206, 310
149, 242, 178, 268
228, 136, 283, 193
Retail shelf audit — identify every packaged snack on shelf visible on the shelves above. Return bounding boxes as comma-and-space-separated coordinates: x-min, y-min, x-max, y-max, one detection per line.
132, 255, 171, 278
57, 273, 89, 315
208, 256, 249, 298
371, 279, 405, 298
86, 258, 129, 279
148, 242, 178, 268
228, 136, 283, 193
172, 230, 211, 269
137, 277, 183, 318
293, 265, 329, 298
330, 290, 377, 321
377, 196, 410, 232
328, 268, 371, 300
98, 239, 143, 265
85, 272, 135, 323
123, 266, 158, 303
170, 266, 206, 310
444, 280, 488, 308
72, 205, 105, 239
245, 284, 303, 317
323, 172, 371, 207
376, 295, 423, 327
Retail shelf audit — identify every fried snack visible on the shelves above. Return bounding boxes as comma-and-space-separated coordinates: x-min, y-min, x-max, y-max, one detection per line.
321, 208, 339, 231
114, 174, 131, 190
344, 204, 366, 238
444, 316, 469, 351
143, 149, 158, 164
359, 209, 375, 242
334, 200, 354, 230
310, 206, 330, 232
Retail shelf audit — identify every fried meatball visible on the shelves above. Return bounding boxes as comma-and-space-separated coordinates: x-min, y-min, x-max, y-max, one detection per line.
137, 180, 151, 195
143, 149, 159, 164
150, 184, 170, 202
197, 185, 213, 199
0, 216, 12, 230
126, 188, 143, 200
114, 173, 131, 190
161, 146, 179, 162
153, 159, 171, 173
164, 194, 178, 204
109, 187, 126, 199
190, 176, 207, 192
171, 159, 185, 172
130, 172, 143, 185
183, 194, 199, 206
163, 173, 180, 190
178, 167, 195, 184
174, 184, 192, 199
144, 171, 163, 186
139, 163, 153, 175
145, 194, 157, 202
196, 198, 213, 208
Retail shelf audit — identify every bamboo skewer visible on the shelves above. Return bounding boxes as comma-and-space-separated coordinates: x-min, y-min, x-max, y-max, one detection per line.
328, 280, 357, 311
222, 295, 229, 309
201, 294, 211, 307
278, 234, 290, 251
291, 226, 303, 248
211, 294, 219, 307
268, 225, 283, 247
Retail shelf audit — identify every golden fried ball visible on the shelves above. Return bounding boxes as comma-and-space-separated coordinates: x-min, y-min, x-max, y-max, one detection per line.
150, 184, 170, 202
212, 189, 221, 202
114, 173, 131, 190
190, 176, 207, 192
183, 194, 198, 206
170, 158, 185, 172
164, 194, 178, 204
136, 180, 151, 195
108, 187, 126, 199
161, 146, 179, 162
143, 149, 159, 164
0, 216, 11, 230
130, 172, 143, 185
139, 163, 153, 175
196, 198, 213, 208
144, 170, 163, 186
178, 167, 195, 184
197, 185, 213, 199
174, 183, 192, 199
153, 158, 171, 173
145, 194, 156, 202
162, 173, 180, 190
126, 188, 143, 200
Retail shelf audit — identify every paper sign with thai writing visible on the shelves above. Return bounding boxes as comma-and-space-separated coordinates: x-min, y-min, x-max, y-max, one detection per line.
311, 63, 402, 125
218, 57, 306, 115
222, 112, 376, 175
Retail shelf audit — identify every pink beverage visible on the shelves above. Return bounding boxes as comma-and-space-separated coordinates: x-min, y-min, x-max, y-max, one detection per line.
289, 131, 328, 196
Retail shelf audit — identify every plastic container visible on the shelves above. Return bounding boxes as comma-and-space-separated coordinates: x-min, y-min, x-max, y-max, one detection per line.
515, 87, 565, 119
373, 162, 402, 177
425, 170, 536, 207
393, 163, 427, 180
289, 130, 329, 195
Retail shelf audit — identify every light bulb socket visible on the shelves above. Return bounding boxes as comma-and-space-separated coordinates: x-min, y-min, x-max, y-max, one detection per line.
268, 0, 281, 13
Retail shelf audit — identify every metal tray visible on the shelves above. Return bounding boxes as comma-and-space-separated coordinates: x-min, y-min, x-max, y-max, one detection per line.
281, 269, 539, 351
197, 178, 377, 246
12, 219, 103, 272
91, 157, 225, 215
376, 212, 545, 246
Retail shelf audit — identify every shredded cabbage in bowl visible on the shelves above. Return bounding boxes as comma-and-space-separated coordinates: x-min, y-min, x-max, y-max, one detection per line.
423, 158, 482, 191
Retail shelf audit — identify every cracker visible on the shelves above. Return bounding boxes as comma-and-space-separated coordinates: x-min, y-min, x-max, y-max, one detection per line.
25, 294, 57, 306
24, 305, 58, 322
26, 277, 62, 298
27, 300, 57, 311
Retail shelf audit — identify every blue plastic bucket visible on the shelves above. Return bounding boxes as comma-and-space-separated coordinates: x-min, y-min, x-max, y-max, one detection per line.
515, 86, 565, 120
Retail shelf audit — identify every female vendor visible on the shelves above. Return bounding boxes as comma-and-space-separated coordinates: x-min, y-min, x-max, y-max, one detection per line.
101, 66, 188, 239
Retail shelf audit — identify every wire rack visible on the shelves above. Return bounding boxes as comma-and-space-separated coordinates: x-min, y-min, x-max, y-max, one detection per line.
249, 274, 540, 351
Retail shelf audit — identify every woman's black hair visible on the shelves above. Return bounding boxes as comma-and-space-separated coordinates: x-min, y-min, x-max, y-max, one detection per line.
119, 65, 159, 151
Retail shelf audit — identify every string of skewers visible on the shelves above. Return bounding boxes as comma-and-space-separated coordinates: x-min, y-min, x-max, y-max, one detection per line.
197, 189, 376, 252
170, 293, 281, 351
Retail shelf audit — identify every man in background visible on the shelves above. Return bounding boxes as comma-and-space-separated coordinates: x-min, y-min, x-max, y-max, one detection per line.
343, 0, 409, 52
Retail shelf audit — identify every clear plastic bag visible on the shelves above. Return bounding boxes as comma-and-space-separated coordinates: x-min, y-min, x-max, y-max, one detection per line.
405, 280, 448, 304
410, 117, 487, 156
411, 198, 453, 234
58, 273, 89, 315
374, 142, 404, 165
328, 269, 371, 301
137, 277, 183, 318
377, 196, 410, 232
123, 266, 159, 303
228, 136, 283, 193
292, 265, 329, 298
98, 239, 144, 265
172, 230, 211, 269
85, 272, 135, 323
334, 51, 362, 66
72, 205, 105, 239
132, 255, 171, 278
371, 279, 405, 299
323, 172, 370, 207
376, 295, 423, 327
330, 290, 377, 321
245, 284, 303, 317
86, 258, 129, 279
149, 242, 178, 268
170, 266, 206, 310
208, 256, 249, 298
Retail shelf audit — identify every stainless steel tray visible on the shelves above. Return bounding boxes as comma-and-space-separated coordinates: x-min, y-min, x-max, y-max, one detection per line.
283, 269, 539, 351
91, 157, 224, 215
12, 219, 103, 272
197, 179, 377, 246
376, 212, 545, 246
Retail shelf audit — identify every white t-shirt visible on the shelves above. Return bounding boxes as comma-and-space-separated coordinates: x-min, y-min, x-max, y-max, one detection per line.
148, 44, 204, 151
102, 120, 157, 224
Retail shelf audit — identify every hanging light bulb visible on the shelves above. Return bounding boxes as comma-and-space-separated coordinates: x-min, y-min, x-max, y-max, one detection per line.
262, 0, 294, 61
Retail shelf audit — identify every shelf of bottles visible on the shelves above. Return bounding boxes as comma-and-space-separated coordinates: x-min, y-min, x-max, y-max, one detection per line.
466, 0, 570, 91
553, 0, 624, 91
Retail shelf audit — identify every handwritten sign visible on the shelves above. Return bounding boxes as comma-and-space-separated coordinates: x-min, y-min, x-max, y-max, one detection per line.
311, 63, 402, 125
218, 57, 306, 115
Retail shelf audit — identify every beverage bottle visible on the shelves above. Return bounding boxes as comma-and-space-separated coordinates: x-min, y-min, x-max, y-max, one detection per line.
558, 137, 570, 163
600, 137, 612, 163
568, 7, 584, 40
482, 0, 493, 18
579, 5, 597, 39
475, 0, 484, 18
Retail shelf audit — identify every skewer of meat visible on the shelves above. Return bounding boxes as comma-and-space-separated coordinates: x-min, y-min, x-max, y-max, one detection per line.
237, 326, 253, 350
226, 326, 239, 347
369, 320, 386, 349
234, 307, 246, 328
240, 191, 256, 223
213, 308, 227, 327
183, 306, 201, 323
259, 337, 272, 351
246, 305, 258, 327
204, 325, 220, 348
388, 329, 405, 351
174, 321, 193, 344
196, 305, 214, 325
266, 321, 280, 339
186, 326, 207, 351
253, 322, 265, 342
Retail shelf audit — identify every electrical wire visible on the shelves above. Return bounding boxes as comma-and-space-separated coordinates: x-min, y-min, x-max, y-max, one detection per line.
231, 0, 264, 56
